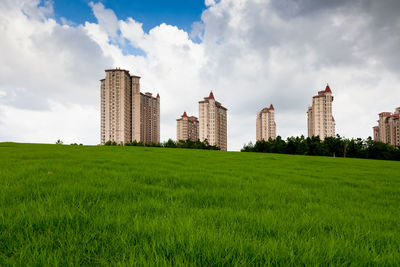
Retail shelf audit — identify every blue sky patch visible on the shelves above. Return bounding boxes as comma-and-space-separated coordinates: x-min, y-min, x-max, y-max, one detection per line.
53, 0, 206, 32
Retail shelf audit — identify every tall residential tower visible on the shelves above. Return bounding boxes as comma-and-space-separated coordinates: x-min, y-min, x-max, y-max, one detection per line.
199, 91, 228, 150
176, 111, 199, 141
307, 84, 335, 140
100, 68, 160, 145
256, 104, 276, 141
373, 107, 400, 147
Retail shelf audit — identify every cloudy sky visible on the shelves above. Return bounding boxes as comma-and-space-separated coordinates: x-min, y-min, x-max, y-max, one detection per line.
0, 0, 399, 150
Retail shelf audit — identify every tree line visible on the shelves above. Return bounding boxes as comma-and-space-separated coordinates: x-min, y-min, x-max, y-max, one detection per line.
241, 135, 400, 161
104, 139, 220, 150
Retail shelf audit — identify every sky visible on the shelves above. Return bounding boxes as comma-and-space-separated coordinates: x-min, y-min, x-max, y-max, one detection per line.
0, 0, 399, 151
52, 0, 205, 32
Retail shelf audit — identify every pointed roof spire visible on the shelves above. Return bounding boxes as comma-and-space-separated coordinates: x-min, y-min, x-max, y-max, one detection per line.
269, 104, 274, 110
182, 111, 188, 117
156, 93, 160, 98
209, 91, 215, 100
325, 84, 332, 93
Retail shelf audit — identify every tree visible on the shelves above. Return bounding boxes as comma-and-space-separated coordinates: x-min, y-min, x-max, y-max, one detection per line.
241, 141, 254, 152
163, 139, 177, 148
241, 135, 399, 161
56, 139, 63, 145
271, 136, 287, 154
324, 136, 342, 157
104, 140, 117, 146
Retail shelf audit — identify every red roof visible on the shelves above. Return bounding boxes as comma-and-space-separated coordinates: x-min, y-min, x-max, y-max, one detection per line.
261, 104, 275, 113
332, 116, 335, 122
208, 91, 215, 100
156, 93, 160, 98
182, 111, 188, 118
325, 84, 332, 93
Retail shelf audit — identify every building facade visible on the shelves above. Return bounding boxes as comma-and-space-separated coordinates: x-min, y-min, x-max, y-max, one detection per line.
139, 92, 160, 144
100, 68, 160, 145
373, 107, 400, 147
256, 104, 276, 141
176, 111, 199, 141
199, 91, 228, 150
307, 84, 335, 140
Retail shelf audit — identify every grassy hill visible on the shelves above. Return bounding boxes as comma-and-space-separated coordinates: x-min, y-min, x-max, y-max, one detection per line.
0, 143, 399, 265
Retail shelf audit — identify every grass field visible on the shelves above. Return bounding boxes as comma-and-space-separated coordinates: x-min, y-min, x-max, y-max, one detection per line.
0, 142, 399, 265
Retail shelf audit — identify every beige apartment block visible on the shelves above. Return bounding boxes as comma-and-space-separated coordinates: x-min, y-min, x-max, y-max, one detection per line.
176, 111, 199, 141
373, 107, 400, 147
256, 104, 276, 141
307, 84, 335, 140
199, 91, 228, 150
100, 68, 160, 145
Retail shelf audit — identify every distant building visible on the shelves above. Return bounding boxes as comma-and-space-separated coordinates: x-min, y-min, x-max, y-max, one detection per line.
100, 68, 160, 145
373, 107, 400, 146
256, 104, 276, 141
199, 91, 228, 150
307, 84, 335, 140
176, 111, 199, 141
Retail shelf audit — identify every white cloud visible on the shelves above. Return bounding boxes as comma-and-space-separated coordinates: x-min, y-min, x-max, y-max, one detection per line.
0, 0, 111, 144
205, 0, 218, 7
0, 102, 98, 145
119, 18, 145, 47
0, 0, 399, 150
89, 2, 119, 39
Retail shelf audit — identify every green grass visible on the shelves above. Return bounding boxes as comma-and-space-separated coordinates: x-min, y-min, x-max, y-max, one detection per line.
0, 142, 399, 266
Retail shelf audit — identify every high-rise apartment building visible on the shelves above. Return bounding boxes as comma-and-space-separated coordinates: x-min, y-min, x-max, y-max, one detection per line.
199, 91, 228, 150
307, 84, 335, 140
256, 104, 276, 141
100, 68, 160, 145
176, 111, 199, 141
373, 107, 400, 147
